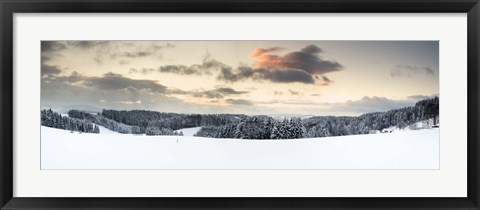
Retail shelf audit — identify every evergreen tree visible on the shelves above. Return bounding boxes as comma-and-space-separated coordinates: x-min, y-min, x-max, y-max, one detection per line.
94, 125, 100, 133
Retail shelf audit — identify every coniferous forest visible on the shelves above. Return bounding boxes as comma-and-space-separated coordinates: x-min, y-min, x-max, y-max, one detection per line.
41, 109, 100, 133
41, 97, 439, 139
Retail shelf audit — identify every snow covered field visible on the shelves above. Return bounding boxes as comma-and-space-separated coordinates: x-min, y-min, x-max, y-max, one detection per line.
175, 127, 202, 136
41, 126, 439, 169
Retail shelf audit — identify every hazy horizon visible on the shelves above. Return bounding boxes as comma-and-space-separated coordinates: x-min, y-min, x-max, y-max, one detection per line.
41, 95, 439, 118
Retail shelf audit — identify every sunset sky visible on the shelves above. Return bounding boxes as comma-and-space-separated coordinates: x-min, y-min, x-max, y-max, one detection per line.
41, 41, 439, 116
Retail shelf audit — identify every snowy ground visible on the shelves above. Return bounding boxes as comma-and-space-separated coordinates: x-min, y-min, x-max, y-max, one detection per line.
175, 127, 202, 136
380, 119, 437, 133
97, 125, 120, 134
41, 126, 439, 170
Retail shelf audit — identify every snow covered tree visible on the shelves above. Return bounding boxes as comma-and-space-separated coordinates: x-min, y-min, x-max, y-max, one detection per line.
262, 118, 275, 139
288, 118, 305, 139
131, 126, 142, 134
233, 117, 269, 139
194, 126, 222, 138
145, 126, 182, 136
41, 109, 99, 133
217, 123, 237, 138
270, 119, 288, 139
93, 124, 100, 133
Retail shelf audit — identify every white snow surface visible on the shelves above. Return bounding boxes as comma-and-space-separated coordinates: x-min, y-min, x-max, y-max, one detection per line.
406, 119, 437, 130
41, 126, 439, 169
97, 125, 120, 134
175, 127, 202, 136
377, 119, 438, 133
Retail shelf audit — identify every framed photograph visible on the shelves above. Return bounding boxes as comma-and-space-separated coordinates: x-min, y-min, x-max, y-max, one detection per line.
1, 0, 479, 209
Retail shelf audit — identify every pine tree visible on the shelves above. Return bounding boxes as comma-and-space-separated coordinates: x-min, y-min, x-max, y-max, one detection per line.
262, 118, 274, 139
270, 120, 284, 139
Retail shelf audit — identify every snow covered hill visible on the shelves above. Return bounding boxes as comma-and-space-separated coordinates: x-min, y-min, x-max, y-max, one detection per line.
41, 126, 439, 170
175, 127, 202, 136
97, 125, 122, 134
379, 119, 438, 133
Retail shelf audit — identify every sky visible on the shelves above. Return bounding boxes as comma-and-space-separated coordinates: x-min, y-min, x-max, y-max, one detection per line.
41, 40, 439, 116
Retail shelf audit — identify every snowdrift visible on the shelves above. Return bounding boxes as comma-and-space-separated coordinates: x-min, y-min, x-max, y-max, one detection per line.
41, 126, 439, 169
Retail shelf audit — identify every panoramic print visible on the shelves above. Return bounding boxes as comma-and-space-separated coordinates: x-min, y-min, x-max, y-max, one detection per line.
40, 41, 439, 169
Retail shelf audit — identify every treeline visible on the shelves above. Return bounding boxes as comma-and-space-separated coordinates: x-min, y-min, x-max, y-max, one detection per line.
195, 117, 306, 139
196, 97, 439, 139
43, 97, 439, 139
303, 97, 439, 137
68, 109, 183, 136
68, 110, 133, 134
100, 109, 243, 133
41, 109, 99, 133
146, 127, 183, 136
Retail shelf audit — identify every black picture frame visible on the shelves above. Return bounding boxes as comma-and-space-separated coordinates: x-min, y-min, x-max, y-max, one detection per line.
1, 0, 479, 209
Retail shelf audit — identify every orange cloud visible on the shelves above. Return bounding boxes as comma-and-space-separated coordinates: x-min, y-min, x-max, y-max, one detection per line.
251, 47, 283, 58
250, 45, 343, 77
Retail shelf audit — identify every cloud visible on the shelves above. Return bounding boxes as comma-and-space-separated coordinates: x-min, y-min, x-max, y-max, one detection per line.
215, 87, 248, 95
316, 75, 333, 86
288, 89, 300, 96
158, 63, 215, 75
130, 55, 227, 76
41, 41, 67, 62
83, 72, 167, 93
217, 66, 316, 84
171, 87, 249, 99
158, 65, 191, 74
41, 41, 67, 53
216, 66, 243, 82
257, 95, 436, 116
129, 68, 155, 74
41, 71, 203, 113
128, 45, 341, 85
62, 41, 173, 64
44, 70, 249, 102
300, 44, 323, 54
43, 71, 167, 95
118, 51, 152, 58
41, 71, 82, 85
225, 99, 254, 106
119, 60, 129, 65
391, 65, 437, 77
261, 68, 316, 84
103, 72, 123, 77
41, 64, 62, 77
217, 45, 342, 84
191, 90, 224, 99
329, 96, 419, 114
321, 76, 331, 82
41, 42, 68, 78
66, 41, 110, 49
251, 47, 283, 57
252, 44, 343, 75
407, 94, 438, 101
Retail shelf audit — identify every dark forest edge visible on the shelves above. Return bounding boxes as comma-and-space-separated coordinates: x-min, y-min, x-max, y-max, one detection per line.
41, 97, 439, 139
41, 109, 100, 134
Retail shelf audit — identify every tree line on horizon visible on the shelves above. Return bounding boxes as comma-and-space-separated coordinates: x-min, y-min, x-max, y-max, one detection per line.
302, 96, 439, 137
41, 97, 439, 139
41, 109, 100, 133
